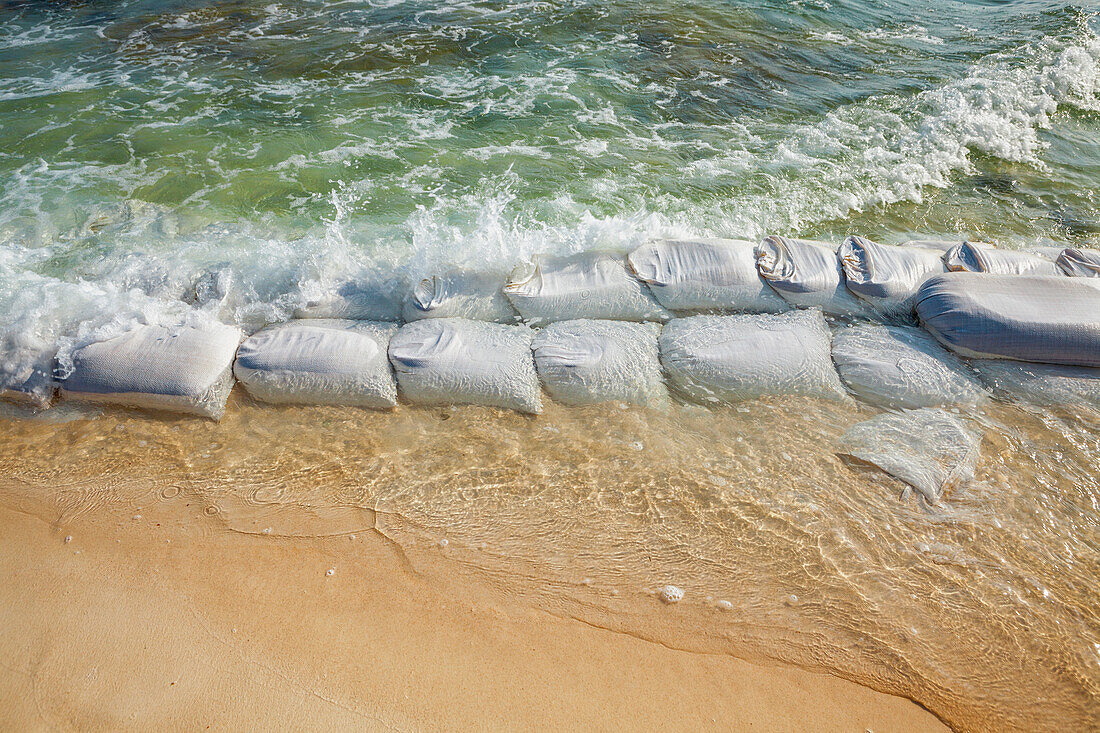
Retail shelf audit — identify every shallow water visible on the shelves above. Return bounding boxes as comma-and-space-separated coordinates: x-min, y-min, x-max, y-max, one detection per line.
1, 396, 1097, 731
1, 1, 1099, 729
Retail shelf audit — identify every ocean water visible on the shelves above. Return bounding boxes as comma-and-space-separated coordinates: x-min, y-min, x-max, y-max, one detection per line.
0, 0, 1098, 355
0, 1, 1099, 730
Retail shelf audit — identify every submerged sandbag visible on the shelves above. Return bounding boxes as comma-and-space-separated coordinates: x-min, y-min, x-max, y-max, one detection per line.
627, 238, 788, 314
659, 310, 846, 403
61, 323, 242, 419
915, 273, 1100, 367
233, 320, 397, 408
838, 236, 947, 317
942, 242, 1060, 276
388, 318, 542, 413
839, 408, 981, 503
832, 324, 986, 410
0, 350, 56, 409
295, 280, 403, 322
402, 269, 517, 323
532, 320, 666, 406
754, 236, 869, 317
970, 359, 1100, 411
503, 251, 670, 325
1056, 248, 1100, 278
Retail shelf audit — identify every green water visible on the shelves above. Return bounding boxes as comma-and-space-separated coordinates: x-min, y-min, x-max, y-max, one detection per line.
1, 1, 1098, 254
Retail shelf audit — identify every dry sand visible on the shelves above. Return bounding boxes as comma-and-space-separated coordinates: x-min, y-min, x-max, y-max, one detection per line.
0, 470, 946, 731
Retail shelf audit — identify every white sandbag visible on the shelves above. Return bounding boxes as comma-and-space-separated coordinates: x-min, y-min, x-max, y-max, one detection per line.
626, 238, 788, 314
839, 408, 981, 503
901, 239, 963, 252
61, 323, 242, 419
1056, 248, 1100, 278
832, 324, 986, 410
754, 236, 869, 317
838, 236, 947, 317
402, 269, 516, 323
970, 359, 1100, 411
503, 251, 670, 325
295, 280, 403, 322
388, 318, 542, 413
0, 350, 55, 409
916, 273, 1100, 367
532, 320, 666, 407
233, 320, 397, 408
942, 241, 1061, 276
659, 310, 846, 403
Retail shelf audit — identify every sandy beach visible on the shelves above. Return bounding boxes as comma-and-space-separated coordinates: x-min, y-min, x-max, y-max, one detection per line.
1, 395, 1096, 731
0, 458, 944, 731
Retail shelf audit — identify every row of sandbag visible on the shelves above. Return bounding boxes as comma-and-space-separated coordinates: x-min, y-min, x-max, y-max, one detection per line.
29, 309, 1099, 420
295, 238, 1100, 326
297, 238, 1100, 369
3, 238, 1097, 416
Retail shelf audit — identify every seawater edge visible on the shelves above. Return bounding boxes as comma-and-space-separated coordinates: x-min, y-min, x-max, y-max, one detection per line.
0, 394, 1095, 731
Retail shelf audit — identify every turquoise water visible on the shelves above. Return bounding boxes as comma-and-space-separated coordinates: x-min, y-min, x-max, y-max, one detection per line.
0, 2, 1097, 347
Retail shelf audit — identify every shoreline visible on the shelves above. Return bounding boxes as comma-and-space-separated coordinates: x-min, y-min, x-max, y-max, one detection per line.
0, 477, 946, 731
0, 398, 1094, 731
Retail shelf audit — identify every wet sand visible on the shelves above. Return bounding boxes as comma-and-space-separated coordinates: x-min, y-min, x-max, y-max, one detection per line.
0, 394, 1096, 730
0, 477, 943, 731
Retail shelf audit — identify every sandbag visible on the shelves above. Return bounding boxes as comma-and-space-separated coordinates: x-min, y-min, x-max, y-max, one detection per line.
915, 273, 1100, 367
295, 280, 403, 322
402, 269, 516, 323
626, 238, 788, 314
61, 323, 242, 419
838, 236, 947, 317
970, 359, 1100, 411
659, 310, 846, 403
832, 324, 986, 410
1056, 248, 1100, 278
839, 408, 981, 503
0, 349, 55, 409
503, 251, 670, 325
942, 242, 1061, 276
901, 239, 962, 252
388, 318, 542, 413
754, 236, 869, 317
532, 320, 666, 407
233, 320, 398, 408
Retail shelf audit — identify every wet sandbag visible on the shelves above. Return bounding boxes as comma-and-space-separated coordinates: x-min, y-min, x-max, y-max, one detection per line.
233, 320, 397, 408
626, 238, 788, 314
659, 310, 846, 403
915, 273, 1100, 367
970, 359, 1100, 411
754, 236, 869, 318
943, 242, 1060, 276
532, 320, 666, 407
402, 269, 516, 323
832, 324, 986, 410
61, 322, 242, 419
1056, 248, 1100, 278
838, 236, 947, 317
295, 279, 403, 322
388, 318, 542, 413
839, 408, 981, 503
0, 349, 56, 409
503, 251, 670, 325
900, 239, 962, 252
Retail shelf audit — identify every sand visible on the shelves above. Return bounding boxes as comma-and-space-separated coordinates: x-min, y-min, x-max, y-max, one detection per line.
0, 470, 946, 731
2, 393, 1096, 731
